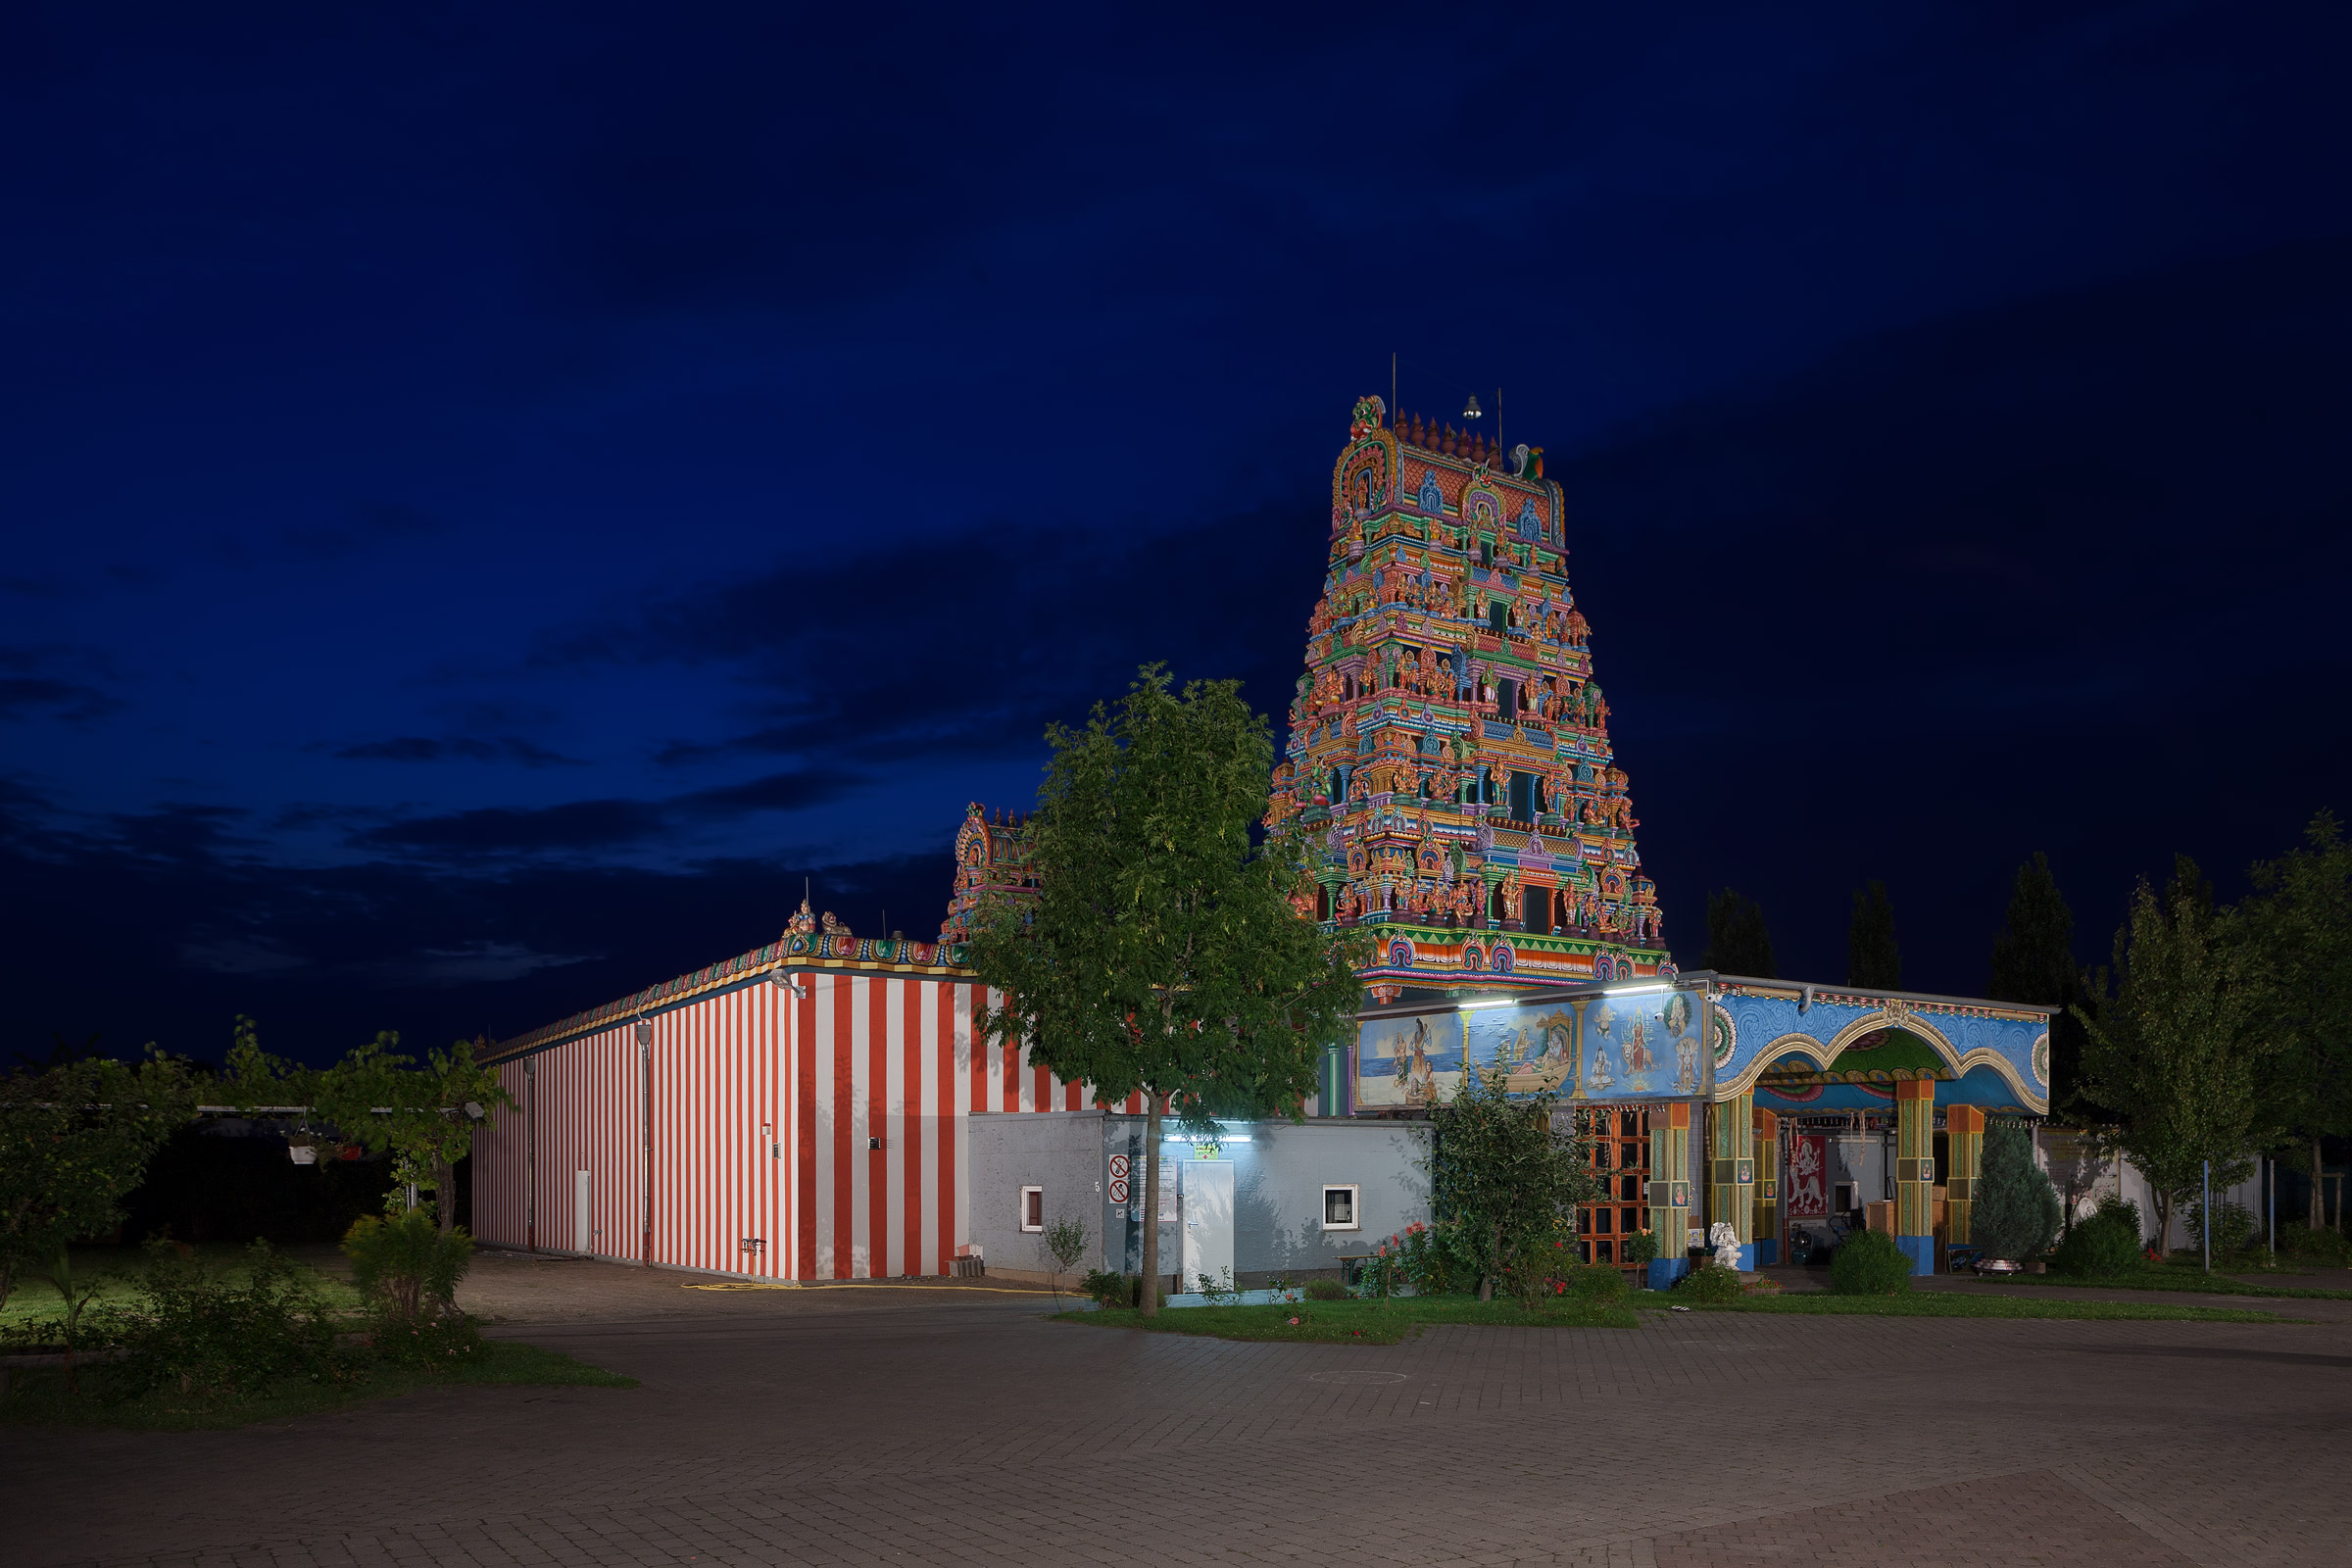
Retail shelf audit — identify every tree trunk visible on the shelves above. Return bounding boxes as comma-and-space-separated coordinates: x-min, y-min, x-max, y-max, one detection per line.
2153, 1189, 2172, 1257
434, 1153, 458, 1238
1140, 1094, 1163, 1319
2315, 1136, 2328, 1232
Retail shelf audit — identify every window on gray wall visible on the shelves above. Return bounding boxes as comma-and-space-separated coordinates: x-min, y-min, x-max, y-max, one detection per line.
1322, 1185, 1359, 1230
1020, 1186, 1044, 1232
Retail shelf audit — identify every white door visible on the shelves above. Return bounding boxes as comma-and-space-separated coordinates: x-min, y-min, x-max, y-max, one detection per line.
575, 1169, 592, 1254
1180, 1160, 1235, 1290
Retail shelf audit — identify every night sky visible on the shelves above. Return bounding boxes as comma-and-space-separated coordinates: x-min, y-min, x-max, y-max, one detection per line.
6, 5, 2348, 1068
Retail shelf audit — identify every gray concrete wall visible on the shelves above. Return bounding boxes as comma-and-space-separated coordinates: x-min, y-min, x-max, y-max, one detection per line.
966, 1110, 1112, 1283
969, 1112, 1433, 1290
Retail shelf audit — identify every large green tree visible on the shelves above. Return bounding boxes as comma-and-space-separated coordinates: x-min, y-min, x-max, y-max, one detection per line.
0, 1050, 196, 1310
2233, 812, 2352, 1231
1847, 881, 1902, 989
2075, 857, 2268, 1252
964, 665, 1368, 1316
1701, 889, 1776, 977
1987, 852, 2093, 1113
227, 1019, 513, 1238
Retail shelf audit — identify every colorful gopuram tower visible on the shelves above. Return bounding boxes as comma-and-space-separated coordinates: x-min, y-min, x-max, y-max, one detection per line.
1262, 396, 1671, 999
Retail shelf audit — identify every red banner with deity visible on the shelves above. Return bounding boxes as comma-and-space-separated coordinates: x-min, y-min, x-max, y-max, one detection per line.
1785, 1133, 1828, 1218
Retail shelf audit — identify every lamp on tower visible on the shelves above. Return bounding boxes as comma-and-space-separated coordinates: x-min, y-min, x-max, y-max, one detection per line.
1462, 395, 1483, 419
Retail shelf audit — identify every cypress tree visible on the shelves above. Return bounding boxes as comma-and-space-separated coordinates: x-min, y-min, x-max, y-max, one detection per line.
1987, 852, 2090, 1113
1971, 1122, 2062, 1262
1847, 881, 1901, 989
1702, 889, 1776, 977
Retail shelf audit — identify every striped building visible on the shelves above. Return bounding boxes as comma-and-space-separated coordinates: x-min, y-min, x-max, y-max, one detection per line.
469, 914, 1146, 1282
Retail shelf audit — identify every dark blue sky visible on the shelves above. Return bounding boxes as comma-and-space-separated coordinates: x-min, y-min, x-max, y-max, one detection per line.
6, 3, 2348, 1066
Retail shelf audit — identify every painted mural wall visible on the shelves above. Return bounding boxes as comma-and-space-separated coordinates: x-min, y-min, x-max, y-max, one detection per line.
1354, 982, 2051, 1113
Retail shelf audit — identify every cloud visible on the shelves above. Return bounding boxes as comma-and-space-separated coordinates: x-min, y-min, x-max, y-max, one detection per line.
350, 768, 855, 858
342, 942, 596, 989
551, 502, 1330, 772
356, 799, 666, 855
0, 645, 121, 723
328, 735, 584, 767
0, 774, 961, 1068
179, 936, 309, 977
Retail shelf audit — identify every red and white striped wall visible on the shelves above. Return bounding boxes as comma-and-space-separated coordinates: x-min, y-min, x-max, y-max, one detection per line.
472, 960, 1134, 1281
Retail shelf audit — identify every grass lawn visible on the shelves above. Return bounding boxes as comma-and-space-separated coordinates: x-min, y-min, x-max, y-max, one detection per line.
1, 1243, 364, 1332
0, 1338, 635, 1431
1057, 1289, 2294, 1341
2017, 1267, 2352, 1302
1057, 1294, 1643, 1343
1652, 1292, 2292, 1323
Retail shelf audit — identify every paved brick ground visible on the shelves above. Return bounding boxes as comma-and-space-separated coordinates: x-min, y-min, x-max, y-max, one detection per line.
6, 1252, 2348, 1568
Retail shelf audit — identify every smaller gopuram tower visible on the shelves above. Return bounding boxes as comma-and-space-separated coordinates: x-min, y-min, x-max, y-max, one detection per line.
1263, 396, 1671, 1000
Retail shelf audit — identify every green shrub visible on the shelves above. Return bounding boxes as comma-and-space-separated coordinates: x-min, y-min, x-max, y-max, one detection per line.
2185, 1199, 2257, 1257
1305, 1278, 1348, 1301
1972, 1124, 2061, 1261
1674, 1262, 1743, 1303
2083, 1195, 2141, 1241
2279, 1223, 2352, 1266
1829, 1229, 1914, 1296
342, 1210, 472, 1327
117, 1239, 343, 1398
1396, 1219, 1475, 1296
1620, 1230, 1659, 1266
1568, 1263, 1628, 1302
2049, 1209, 2143, 1276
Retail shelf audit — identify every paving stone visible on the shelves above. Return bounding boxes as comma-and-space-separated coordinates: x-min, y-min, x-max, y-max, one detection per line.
6, 1256, 2349, 1567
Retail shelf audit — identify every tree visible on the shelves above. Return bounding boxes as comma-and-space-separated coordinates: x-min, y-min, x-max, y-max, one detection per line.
2075, 857, 2268, 1252
965, 665, 1368, 1318
227, 1018, 513, 1238
0, 1050, 196, 1311
1987, 852, 2092, 1113
1847, 881, 1901, 989
1423, 1066, 1594, 1301
1701, 889, 1776, 976
1970, 1122, 2062, 1262
2234, 812, 2352, 1232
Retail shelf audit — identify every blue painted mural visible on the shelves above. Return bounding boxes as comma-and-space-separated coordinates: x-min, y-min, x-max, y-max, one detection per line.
1354, 980, 2051, 1113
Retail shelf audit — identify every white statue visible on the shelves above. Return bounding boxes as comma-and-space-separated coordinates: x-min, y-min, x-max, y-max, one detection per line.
1708, 1221, 1742, 1273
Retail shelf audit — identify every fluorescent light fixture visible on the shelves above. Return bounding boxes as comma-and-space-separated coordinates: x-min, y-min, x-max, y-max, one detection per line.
1457, 998, 1517, 1010
1161, 1132, 1252, 1143
1604, 982, 1673, 998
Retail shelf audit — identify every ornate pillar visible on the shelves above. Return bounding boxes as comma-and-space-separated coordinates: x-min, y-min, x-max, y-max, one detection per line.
1708, 1092, 1757, 1271
1894, 1079, 1936, 1275
1646, 1102, 1692, 1290
1944, 1104, 1984, 1263
1751, 1106, 1780, 1266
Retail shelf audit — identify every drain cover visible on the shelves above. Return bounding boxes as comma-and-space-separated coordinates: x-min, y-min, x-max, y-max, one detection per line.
1308, 1369, 1407, 1385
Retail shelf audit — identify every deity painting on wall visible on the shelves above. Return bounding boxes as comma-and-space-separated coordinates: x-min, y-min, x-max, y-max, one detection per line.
1356, 1011, 1465, 1108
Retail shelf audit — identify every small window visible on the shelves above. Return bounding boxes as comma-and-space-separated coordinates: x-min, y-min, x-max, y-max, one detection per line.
1322, 1185, 1359, 1231
1834, 1181, 1857, 1213
1019, 1186, 1044, 1232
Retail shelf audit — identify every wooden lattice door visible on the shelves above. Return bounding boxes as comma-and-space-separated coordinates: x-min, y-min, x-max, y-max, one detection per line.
1577, 1104, 1652, 1273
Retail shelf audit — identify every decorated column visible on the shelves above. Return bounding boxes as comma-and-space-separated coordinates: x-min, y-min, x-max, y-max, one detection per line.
1707, 1092, 1757, 1271
1944, 1103, 1984, 1264
1646, 1102, 1692, 1290
1893, 1079, 1936, 1275
1751, 1106, 1780, 1266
